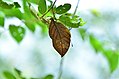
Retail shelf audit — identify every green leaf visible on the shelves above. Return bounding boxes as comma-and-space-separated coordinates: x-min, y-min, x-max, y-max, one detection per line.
38, 0, 47, 14
0, 17, 4, 27
79, 18, 86, 26
0, 8, 23, 19
22, 0, 36, 32
89, 35, 103, 52
3, 71, 16, 79
44, 74, 54, 79
59, 14, 83, 28
78, 28, 86, 40
0, 0, 14, 9
0, 12, 5, 27
109, 52, 119, 72
89, 34, 119, 72
59, 14, 71, 26
56, 3, 71, 14
25, 21, 36, 32
9, 25, 25, 43
23, 0, 37, 18
103, 50, 119, 72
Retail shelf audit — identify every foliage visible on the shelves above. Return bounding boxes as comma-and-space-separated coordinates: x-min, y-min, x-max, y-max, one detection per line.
38, 0, 47, 14
59, 13, 86, 28
0, 0, 119, 79
9, 25, 25, 43
3, 71, 16, 79
3, 69, 54, 79
0, 12, 4, 27
89, 34, 119, 72
55, 3, 71, 14
0, 0, 84, 78
0, 0, 84, 56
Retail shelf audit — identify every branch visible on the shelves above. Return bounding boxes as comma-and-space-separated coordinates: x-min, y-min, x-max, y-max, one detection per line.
72, 0, 80, 18
58, 57, 64, 79
41, 0, 57, 18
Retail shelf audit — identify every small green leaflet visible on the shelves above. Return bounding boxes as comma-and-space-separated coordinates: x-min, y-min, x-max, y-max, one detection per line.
59, 14, 85, 28
103, 50, 119, 72
38, 0, 47, 14
3, 71, 16, 79
9, 25, 25, 43
89, 35, 103, 52
109, 52, 119, 72
44, 74, 54, 79
59, 14, 71, 27
56, 3, 71, 14
79, 18, 86, 26
79, 28, 86, 40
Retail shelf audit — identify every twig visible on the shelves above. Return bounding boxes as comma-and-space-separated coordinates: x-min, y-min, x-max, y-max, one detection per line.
72, 0, 80, 18
27, 2, 49, 25
52, 7, 57, 20
41, 0, 57, 18
58, 57, 64, 79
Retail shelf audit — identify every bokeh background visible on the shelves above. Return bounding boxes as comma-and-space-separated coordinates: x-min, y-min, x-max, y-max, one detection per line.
0, 0, 119, 79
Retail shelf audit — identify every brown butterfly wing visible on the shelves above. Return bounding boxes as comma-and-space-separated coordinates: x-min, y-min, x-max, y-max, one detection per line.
49, 18, 71, 57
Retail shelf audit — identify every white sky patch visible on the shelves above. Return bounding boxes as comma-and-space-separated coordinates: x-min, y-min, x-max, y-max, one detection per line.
113, 23, 119, 38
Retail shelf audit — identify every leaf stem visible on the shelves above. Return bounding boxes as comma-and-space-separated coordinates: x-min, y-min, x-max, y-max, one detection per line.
41, 0, 57, 18
58, 57, 64, 79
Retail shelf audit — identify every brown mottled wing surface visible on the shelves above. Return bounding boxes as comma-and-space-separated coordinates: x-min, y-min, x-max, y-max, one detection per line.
49, 18, 71, 57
